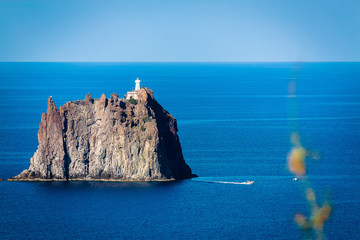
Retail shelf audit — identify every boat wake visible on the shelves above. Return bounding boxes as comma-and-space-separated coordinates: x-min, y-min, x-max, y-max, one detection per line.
194, 180, 254, 185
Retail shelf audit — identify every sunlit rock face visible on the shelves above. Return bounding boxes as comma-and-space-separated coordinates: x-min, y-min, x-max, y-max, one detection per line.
10, 88, 196, 182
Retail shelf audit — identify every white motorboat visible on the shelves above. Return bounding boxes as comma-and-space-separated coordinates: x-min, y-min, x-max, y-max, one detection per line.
237, 180, 254, 185
242, 180, 254, 185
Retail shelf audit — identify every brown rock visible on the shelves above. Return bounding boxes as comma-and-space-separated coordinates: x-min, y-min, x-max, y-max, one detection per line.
10, 88, 196, 182
85, 93, 93, 104
110, 93, 118, 103
12, 96, 66, 180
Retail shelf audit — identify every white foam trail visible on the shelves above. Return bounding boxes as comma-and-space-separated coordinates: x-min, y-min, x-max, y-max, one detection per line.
194, 180, 253, 185
213, 181, 253, 185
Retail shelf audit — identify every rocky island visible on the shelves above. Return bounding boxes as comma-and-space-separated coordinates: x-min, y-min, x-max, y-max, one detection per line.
9, 84, 196, 182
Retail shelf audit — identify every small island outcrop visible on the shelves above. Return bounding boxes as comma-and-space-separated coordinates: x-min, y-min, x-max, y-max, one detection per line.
9, 88, 196, 182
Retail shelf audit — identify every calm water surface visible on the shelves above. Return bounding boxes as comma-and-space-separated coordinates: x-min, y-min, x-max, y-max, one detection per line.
0, 62, 359, 239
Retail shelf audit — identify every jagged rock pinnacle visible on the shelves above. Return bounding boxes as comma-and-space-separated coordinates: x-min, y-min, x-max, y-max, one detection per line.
10, 88, 196, 182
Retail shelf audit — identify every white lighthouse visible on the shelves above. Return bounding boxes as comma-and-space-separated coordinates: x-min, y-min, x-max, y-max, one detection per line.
135, 77, 141, 91
125, 77, 142, 100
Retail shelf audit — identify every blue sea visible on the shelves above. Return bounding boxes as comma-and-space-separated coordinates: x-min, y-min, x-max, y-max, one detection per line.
0, 62, 359, 239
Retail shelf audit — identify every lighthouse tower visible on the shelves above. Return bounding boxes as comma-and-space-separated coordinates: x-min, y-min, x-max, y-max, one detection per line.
135, 77, 141, 91
125, 77, 142, 100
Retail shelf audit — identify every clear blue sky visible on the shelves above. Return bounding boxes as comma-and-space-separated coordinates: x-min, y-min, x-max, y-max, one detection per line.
0, 0, 359, 62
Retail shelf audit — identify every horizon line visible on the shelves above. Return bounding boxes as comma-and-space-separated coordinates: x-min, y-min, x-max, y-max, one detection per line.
0, 60, 360, 63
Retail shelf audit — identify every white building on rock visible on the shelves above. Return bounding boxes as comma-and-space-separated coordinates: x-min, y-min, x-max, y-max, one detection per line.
135, 77, 141, 90
126, 77, 141, 100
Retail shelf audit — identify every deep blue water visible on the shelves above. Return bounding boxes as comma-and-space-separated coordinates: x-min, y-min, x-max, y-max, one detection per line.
0, 62, 359, 239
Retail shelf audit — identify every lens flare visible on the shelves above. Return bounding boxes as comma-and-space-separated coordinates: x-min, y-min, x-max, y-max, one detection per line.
287, 147, 306, 176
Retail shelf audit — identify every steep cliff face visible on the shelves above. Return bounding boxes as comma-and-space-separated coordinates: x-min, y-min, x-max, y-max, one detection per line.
10, 88, 196, 181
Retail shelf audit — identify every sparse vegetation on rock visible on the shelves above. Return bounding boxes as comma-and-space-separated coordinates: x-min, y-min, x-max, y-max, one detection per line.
9, 88, 196, 182
128, 97, 138, 105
